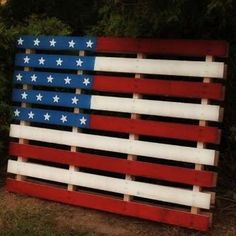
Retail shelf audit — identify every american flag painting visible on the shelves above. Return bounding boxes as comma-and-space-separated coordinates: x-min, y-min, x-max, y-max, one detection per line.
7, 36, 228, 231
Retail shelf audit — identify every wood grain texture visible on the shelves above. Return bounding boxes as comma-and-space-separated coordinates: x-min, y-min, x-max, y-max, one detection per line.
9, 143, 217, 187
94, 57, 224, 78
97, 37, 228, 58
6, 179, 212, 231
9, 125, 217, 165
7, 160, 211, 208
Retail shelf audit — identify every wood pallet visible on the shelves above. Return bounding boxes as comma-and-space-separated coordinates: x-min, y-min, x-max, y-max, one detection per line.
7, 36, 228, 231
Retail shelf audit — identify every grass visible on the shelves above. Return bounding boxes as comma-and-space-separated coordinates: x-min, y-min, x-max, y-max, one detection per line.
0, 187, 236, 236
0, 189, 104, 236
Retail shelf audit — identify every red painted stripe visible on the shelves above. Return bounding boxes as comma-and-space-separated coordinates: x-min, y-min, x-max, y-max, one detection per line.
9, 143, 216, 187
93, 75, 224, 100
96, 37, 228, 57
6, 179, 211, 231
90, 115, 220, 144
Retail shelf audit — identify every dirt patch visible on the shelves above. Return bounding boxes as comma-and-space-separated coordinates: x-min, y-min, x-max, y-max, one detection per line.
0, 187, 236, 235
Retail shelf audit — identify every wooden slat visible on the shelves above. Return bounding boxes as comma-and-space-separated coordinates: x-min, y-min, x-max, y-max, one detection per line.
94, 57, 224, 78
6, 179, 211, 231
9, 143, 217, 187
91, 115, 220, 144
16, 48, 34, 181
7, 160, 211, 208
16, 36, 229, 58
91, 95, 221, 121
12, 106, 221, 144
15, 53, 225, 78
68, 50, 85, 191
12, 89, 221, 121
97, 37, 228, 58
9, 125, 217, 165
124, 52, 144, 202
93, 76, 225, 100
192, 55, 214, 214
13, 71, 225, 100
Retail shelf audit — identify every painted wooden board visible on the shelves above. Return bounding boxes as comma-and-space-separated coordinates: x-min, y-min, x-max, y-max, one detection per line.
91, 95, 221, 121
15, 53, 225, 78
10, 124, 217, 165
6, 179, 211, 231
8, 35, 227, 231
13, 107, 220, 143
7, 160, 211, 209
12, 89, 221, 121
16, 36, 229, 58
9, 143, 217, 187
13, 71, 224, 100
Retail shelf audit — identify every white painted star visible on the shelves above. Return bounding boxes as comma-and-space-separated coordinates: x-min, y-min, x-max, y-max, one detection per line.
60, 115, 67, 123
47, 75, 54, 83
23, 56, 30, 64
36, 93, 43, 101
44, 113, 50, 121
49, 38, 56, 47
17, 38, 24, 45
68, 40, 75, 48
71, 96, 79, 104
21, 92, 28, 99
16, 73, 23, 81
53, 95, 60, 103
76, 58, 83, 67
56, 58, 63, 66
31, 74, 37, 82
83, 78, 90, 86
38, 57, 45, 65
64, 76, 71, 84
14, 109, 20, 117
28, 111, 34, 119
80, 116, 87, 125
86, 40, 94, 48
33, 38, 40, 46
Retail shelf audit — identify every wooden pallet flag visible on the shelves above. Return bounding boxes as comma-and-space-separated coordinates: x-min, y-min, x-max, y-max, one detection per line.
7, 36, 228, 231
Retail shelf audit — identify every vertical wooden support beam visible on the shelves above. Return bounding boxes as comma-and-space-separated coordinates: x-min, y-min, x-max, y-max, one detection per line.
191, 55, 213, 214
16, 48, 35, 181
124, 53, 145, 201
68, 50, 85, 191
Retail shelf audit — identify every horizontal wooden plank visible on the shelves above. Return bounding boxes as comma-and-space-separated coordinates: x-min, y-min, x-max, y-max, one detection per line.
93, 75, 224, 100
16, 36, 228, 58
12, 89, 91, 109
91, 95, 221, 121
9, 143, 217, 187
12, 89, 221, 121
15, 54, 225, 78
91, 115, 220, 144
7, 160, 211, 208
94, 57, 225, 78
97, 37, 228, 58
13, 106, 220, 143
13, 71, 224, 100
14, 71, 93, 90
13, 107, 90, 129
16, 36, 96, 51
6, 179, 211, 231
10, 125, 217, 165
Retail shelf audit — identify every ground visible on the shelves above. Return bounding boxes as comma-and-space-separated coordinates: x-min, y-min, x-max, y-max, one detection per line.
0, 187, 236, 236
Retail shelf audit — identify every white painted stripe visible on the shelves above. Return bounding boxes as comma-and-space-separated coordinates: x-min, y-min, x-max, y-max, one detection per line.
7, 160, 211, 209
94, 57, 224, 78
91, 96, 220, 121
10, 125, 216, 165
